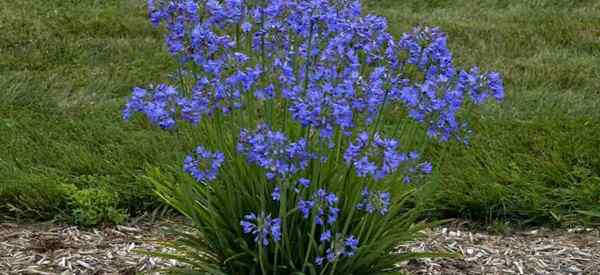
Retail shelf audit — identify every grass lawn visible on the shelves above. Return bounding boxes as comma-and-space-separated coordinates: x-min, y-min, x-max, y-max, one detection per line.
1, 0, 599, 226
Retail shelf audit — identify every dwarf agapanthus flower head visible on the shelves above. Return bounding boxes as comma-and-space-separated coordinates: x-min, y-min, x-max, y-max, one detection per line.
419, 162, 433, 174
320, 229, 332, 242
122, 87, 147, 121
315, 233, 360, 265
297, 178, 311, 188
123, 84, 179, 129
461, 67, 505, 104
293, 178, 312, 193
356, 187, 391, 215
143, 84, 179, 129
298, 199, 315, 219
390, 25, 505, 143
297, 188, 340, 225
344, 132, 408, 180
183, 146, 225, 183
240, 212, 282, 246
237, 124, 315, 179
271, 186, 281, 201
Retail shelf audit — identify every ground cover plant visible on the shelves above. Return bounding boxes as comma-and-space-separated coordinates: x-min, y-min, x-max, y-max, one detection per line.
121, 0, 505, 273
0, 0, 598, 229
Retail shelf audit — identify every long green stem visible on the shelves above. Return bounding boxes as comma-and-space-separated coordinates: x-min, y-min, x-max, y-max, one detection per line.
303, 21, 314, 93
370, 89, 390, 139
302, 220, 318, 272
279, 179, 296, 270
258, 244, 267, 275
273, 244, 278, 275
319, 263, 331, 275
177, 64, 189, 97
334, 129, 343, 165
329, 170, 360, 275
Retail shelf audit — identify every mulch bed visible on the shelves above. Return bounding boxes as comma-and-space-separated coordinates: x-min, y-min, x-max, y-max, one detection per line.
0, 219, 185, 274
398, 222, 600, 274
1, 219, 598, 274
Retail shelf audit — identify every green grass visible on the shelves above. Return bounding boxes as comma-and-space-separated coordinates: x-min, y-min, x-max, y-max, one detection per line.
1, 0, 599, 226
0, 0, 180, 221
365, 0, 600, 226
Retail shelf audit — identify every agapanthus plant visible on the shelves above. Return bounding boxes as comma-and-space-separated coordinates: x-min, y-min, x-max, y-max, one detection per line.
127, 0, 503, 274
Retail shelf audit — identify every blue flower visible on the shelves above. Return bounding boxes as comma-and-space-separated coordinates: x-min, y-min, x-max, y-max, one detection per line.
241, 21, 252, 32
123, 84, 180, 129
147, 0, 164, 27
460, 67, 504, 106
298, 200, 315, 218
487, 72, 505, 101
240, 212, 281, 246
316, 191, 337, 224
355, 156, 377, 177
294, 178, 311, 193
272, 186, 281, 201
238, 124, 315, 179
297, 178, 311, 188
419, 162, 433, 174
122, 87, 146, 121
254, 84, 275, 100
326, 207, 340, 225
166, 16, 185, 55
344, 132, 407, 180
343, 235, 359, 256
296, 188, 340, 226
315, 233, 360, 265
326, 248, 337, 263
356, 187, 391, 215
320, 230, 332, 242
131, 3, 506, 265
343, 132, 369, 164
183, 145, 225, 183
315, 256, 324, 266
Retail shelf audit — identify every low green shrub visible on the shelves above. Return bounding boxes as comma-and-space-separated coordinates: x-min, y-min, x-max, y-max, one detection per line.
69, 187, 127, 226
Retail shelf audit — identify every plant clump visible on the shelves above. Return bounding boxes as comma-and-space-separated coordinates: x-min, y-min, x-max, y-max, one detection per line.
124, 0, 503, 274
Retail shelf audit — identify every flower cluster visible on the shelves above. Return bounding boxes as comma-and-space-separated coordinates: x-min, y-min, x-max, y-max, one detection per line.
143, 0, 265, 124
240, 212, 282, 246
356, 187, 391, 215
315, 234, 359, 266
183, 146, 225, 183
344, 132, 410, 180
277, 4, 397, 142
237, 124, 315, 180
129, 1, 504, 143
123, 85, 179, 129
399, 152, 432, 184
462, 67, 505, 104
394, 27, 504, 142
298, 188, 340, 225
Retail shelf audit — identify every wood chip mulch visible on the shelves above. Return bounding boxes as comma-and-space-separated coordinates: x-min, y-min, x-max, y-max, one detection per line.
1, 219, 598, 274
398, 223, 600, 275
0, 219, 186, 275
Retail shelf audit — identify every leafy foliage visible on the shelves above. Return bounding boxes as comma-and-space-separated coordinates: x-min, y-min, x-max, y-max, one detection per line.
69, 187, 127, 226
